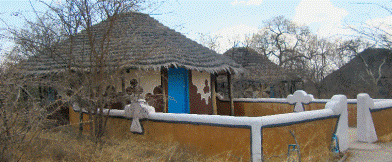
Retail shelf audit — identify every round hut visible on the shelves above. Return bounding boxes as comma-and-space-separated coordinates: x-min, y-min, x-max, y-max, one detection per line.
218, 47, 302, 98
20, 12, 244, 115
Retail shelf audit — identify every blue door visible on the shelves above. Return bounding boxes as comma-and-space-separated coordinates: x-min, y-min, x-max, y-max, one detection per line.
168, 67, 190, 113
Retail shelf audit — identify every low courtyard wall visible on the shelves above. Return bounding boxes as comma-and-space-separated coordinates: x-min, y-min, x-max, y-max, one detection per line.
217, 90, 357, 127
69, 94, 348, 161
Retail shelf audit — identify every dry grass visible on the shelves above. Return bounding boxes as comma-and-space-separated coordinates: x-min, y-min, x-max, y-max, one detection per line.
7, 125, 234, 162
377, 132, 392, 143
4, 122, 348, 162
263, 127, 344, 162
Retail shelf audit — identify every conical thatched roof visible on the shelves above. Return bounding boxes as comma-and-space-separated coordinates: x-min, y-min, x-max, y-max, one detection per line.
321, 48, 392, 98
222, 47, 285, 83
21, 12, 243, 75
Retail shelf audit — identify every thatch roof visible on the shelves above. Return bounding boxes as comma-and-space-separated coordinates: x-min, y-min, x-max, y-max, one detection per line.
321, 48, 392, 98
222, 47, 286, 83
21, 12, 243, 75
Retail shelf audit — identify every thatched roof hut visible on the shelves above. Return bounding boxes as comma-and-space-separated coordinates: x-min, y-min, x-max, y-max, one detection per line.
218, 47, 301, 98
20, 12, 244, 115
21, 12, 243, 75
321, 48, 392, 99
223, 47, 285, 83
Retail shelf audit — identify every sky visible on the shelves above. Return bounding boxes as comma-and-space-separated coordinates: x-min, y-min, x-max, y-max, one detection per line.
148, 0, 392, 53
1, 0, 392, 56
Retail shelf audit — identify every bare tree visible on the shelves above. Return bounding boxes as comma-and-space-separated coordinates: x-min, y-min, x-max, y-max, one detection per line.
250, 16, 311, 70
344, 2, 392, 98
198, 32, 221, 53
348, 2, 392, 49
250, 16, 339, 97
0, 49, 48, 161
339, 38, 389, 97
6, 0, 150, 143
249, 16, 365, 98
301, 36, 332, 97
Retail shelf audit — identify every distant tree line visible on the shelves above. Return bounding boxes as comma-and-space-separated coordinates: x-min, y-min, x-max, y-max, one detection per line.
200, 2, 392, 98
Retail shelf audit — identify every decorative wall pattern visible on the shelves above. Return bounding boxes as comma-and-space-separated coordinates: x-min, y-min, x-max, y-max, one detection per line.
145, 85, 164, 112
104, 69, 162, 110
191, 71, 211, 105
117, 69, 161, 98
189, 71, 212, 114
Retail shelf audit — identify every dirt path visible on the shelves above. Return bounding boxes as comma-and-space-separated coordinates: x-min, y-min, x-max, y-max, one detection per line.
346, 128, 392, 162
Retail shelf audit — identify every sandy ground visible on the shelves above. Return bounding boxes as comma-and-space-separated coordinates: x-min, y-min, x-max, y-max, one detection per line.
346, 128, 392, 162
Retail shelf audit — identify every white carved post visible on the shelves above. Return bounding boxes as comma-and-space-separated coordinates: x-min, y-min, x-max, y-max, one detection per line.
331, 95, 349, 152
124, 99, 155, 133
287, 90, 314, 112
326, 95, 348, 152
357, 93, 377, 143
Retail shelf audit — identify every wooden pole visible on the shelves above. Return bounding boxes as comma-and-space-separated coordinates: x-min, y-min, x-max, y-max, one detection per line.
79, 112, 83, 136
228, 73, 234, 116
121, 71, 125, 94
161, 68, 168, 113
211, 74, 217, 115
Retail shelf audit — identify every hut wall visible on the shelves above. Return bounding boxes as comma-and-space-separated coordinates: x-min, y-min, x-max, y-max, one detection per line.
189, 71, 212, 114
112, 69, 163, 111
116, 69, 161, 98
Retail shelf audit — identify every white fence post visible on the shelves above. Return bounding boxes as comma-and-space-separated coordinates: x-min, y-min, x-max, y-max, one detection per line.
125, 99, 155, 133
326, 95, 348, 152
252, 124, 263, 162
287, 90, 314, 112
357, 93, 377, 143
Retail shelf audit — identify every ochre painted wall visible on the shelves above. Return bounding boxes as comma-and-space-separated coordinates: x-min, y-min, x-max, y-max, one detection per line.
69, 107, 251, 161
216, 99, 245, 116
69, 106, 91, 132
371, 108, 392, 141
348, 104, 357, 127
244, 102, 293, 116
262, 117, 338, 161
69, 106, 79, 126
216, 99, 358, 127
142, 121, 251, 161
306, 103, 357, 127
216, 99, 326, 117
304, 103, 326, 111
69, 107, 341, 161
